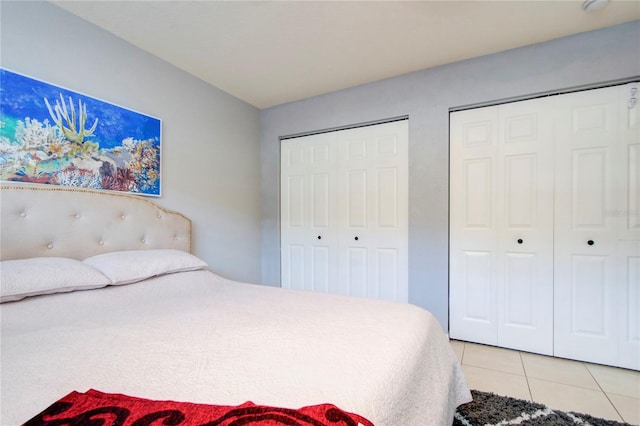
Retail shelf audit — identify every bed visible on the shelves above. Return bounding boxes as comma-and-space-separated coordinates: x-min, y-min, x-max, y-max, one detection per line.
0, 184, 471, 425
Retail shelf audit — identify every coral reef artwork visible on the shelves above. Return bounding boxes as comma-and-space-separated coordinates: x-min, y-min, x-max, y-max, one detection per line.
0, 68, 161, 196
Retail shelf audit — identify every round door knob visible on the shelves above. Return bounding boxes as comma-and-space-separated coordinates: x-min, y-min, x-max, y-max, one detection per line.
354, 236, 359, 241
517, 239, 523, 244
317, 235, 321, 240
588, 240, 594, 246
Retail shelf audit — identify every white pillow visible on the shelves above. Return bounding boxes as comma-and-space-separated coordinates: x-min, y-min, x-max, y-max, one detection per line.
83, 249, 207, 286
0, 257, 111, 303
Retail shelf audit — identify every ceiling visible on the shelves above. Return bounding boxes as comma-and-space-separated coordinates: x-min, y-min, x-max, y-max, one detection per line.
51, 0, 640, 109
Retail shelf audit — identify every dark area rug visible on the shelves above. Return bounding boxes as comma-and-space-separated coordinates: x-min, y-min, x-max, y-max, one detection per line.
454, 389, 633, 426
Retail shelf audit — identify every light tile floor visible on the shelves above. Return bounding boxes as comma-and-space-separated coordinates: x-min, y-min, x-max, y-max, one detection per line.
450, 340, 640, 425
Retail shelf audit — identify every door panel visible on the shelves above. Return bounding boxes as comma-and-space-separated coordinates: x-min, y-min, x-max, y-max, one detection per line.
287, 175, 305, 227
554, 85, 619, 365
572, 148, 608, 228
463, 251, 493, 322
281, 133, 339, 293
338, 121, 408, 302
619, 251, 639, 369
504, 154, 536, 228
311, 246, 329, 293
504, 252, 536, 327
618, 83, 640, 370
497, 98, 554, 355
464, 159, 493, 229
286, 244, 305, 290
347, 247, 367, 297
626, 256, 640, 340
377, 248, 398, 300
377, 168, 398, 228
312, 174, 330, 228
570, 255, 608, 335
450, 107, 499, 344
627, 144, 639, 231
504, 112, 538, 143
347, 170, 367, 228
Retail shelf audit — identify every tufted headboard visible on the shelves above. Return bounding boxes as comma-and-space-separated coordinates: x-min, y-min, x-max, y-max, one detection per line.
0, 184, 192, 261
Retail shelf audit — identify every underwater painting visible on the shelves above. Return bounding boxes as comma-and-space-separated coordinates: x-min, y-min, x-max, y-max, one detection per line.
0, 68, 161, 196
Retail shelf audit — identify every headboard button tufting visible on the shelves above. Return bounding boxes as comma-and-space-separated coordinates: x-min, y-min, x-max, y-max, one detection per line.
1, 185, 192, 259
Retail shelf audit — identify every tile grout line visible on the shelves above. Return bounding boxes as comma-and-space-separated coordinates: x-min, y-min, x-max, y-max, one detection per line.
519, 351, 534, 402
462, 362, 531, 378
583, 362, 627, 423
455, 341, 637, 424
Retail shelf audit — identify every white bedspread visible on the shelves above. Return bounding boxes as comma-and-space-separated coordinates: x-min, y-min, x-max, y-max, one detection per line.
0, 270, 470, 425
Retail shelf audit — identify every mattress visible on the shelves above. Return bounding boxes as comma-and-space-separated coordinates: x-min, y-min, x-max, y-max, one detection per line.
0, 269, 470, 425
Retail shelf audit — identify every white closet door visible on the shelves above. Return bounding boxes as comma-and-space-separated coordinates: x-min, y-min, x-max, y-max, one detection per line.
496, 98, 554, 355
337, 121, 409, 302
450, 107, 500, 345
617, 83, 640, 370
281, 132, 339, 293
452, 83, 638, 368
450, 100, 554, 354
280, 120, 408, 303
553, 85, 621, 366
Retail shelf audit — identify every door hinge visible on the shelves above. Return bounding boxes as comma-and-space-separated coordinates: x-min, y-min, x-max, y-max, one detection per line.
628, 83, 638, 109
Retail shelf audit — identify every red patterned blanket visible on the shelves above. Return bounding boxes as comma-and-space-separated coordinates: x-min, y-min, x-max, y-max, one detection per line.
23, 389, 374, 426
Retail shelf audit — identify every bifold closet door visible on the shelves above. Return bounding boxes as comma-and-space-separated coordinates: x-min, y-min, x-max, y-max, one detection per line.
554, 83, 640, 370
451, 82, 639, 369
336, 121, 409, 302
496, 99, 554, 355
449, 98, 554, 354
450, 106, 500, 345
281, 132, 339, 294
281, 120, 409, 303
617, 83, 640, 370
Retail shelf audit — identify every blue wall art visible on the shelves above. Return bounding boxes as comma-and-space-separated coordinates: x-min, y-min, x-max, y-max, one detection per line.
0, 68, 161, 196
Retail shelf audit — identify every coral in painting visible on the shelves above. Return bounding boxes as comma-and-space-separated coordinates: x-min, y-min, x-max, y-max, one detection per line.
0, 114, 159, 193
98, 138, 158, 193
44, 94, 98, 144
0, 69, 161, 195
15, 117, 65, 148
55, 167, 101, 189
122, 138, 160, 192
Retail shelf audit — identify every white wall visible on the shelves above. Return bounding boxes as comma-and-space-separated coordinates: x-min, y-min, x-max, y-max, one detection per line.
1, 1, 262, 283
260, 21, 640, 330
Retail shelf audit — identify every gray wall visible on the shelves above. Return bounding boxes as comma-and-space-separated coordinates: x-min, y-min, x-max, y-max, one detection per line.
261, 21, 640, 330
1, 1, 263, 284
